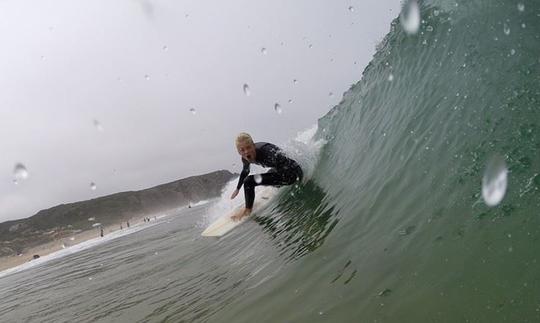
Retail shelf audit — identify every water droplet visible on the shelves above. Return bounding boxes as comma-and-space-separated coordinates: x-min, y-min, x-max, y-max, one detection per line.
400, 0, 421, 35
293, 79, 298, 84
388, 74, 394, 81
329, 92, 334, 97
510, 49, 516, 55
88, 277, 93, 280
261, 47, 267, 55
426, 25, 434, 32
517, 3, 525, 12
40, 55, 45, 60
288, 99, 293, 104
521, 23, 526, 29
254, 174, 262, 184
274, 103, 282, 114
243, 83, 251, 96
189, 108, 197, 115
503, 23, 510, 35
93, 119, 104, 132
13, 163, 28, 181
482, 155, 507, 207
308, 44, 313, 49
144, 74, 150, 80
162, 45, 168, 51
348, 6, 354, 12
90, 182, 97, 190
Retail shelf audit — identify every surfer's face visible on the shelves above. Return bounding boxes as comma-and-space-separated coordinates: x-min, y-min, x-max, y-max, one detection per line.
236, 142, 256, 162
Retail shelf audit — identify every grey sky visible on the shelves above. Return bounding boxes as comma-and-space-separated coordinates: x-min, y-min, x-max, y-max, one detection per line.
0, 0, 400, 222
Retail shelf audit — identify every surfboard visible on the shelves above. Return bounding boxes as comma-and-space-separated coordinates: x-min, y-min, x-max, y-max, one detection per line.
202, 187, 276, 237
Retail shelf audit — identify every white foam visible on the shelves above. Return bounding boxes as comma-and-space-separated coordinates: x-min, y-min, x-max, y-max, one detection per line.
191, 199, 210, 207
282, 124, 327, 182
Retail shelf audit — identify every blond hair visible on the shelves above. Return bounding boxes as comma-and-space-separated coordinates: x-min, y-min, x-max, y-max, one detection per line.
235, 132, 254, 146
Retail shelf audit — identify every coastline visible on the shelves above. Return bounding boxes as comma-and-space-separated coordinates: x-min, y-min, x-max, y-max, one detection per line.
0, 215, 161, 273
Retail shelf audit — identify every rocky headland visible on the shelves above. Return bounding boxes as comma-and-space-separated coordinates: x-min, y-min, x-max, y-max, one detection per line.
0, 170, 236, 259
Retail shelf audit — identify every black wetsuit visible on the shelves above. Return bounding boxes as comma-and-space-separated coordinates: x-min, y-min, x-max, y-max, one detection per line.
236, 142, 303, 209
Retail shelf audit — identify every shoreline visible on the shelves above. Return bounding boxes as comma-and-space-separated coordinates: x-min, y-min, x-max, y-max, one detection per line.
0, 215, 163, 273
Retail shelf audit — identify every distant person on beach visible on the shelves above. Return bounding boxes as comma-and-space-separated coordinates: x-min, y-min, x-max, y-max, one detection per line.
230, 133, 302, 221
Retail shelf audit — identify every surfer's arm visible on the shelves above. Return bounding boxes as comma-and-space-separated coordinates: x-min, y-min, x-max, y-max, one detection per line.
236, 159, 250, 190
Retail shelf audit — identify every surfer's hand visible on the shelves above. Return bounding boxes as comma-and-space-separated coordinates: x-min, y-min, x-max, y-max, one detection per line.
230, 189, 239, 199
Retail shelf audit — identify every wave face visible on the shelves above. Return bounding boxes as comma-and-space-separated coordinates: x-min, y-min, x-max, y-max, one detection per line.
220, 1, 540, 321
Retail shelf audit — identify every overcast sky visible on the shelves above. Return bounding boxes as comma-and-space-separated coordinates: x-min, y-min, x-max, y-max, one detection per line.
0, 0, 401, 222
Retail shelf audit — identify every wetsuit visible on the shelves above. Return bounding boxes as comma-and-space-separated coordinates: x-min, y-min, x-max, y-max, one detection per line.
236, 142, 303, 209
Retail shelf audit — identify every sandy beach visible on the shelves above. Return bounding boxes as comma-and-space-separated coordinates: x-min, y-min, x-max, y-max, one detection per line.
0, 216, 160, 273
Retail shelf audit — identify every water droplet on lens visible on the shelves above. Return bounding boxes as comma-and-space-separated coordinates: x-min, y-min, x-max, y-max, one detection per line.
293, 79, 298, 84
189, 108, 197, 115
261, 47, 267, 55
162, 45, 168, 51
517, 3, 525, 12
254, 174, 262, 184
388, 74, 394, 81
329, 92, 334, 97
274, 103, 282, 114
93, 119, 104, 132
426, 25, 433, 32
40, 55, 45, 60
243, 83, 251, 96
400, 0, 421, 35
308, 44, 313, 49
482, 155, 508, 207
503, 23, 510, 35
90, 182, 97, 190
348, 6, 354, 12
144, 74, 150, 80
288, 99, 293, 104
13, 163, 28, 181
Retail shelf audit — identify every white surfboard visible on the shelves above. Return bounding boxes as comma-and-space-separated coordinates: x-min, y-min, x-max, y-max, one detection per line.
202, 187, 276, 237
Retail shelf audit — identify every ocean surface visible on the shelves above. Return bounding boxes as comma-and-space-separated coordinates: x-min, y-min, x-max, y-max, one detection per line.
2, 0, 540, 322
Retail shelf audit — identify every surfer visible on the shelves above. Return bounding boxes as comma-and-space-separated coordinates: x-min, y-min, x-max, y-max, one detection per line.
230, 133, 303, 221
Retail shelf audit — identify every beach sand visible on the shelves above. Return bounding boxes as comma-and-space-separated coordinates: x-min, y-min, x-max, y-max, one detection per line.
0, 216, 160, 273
